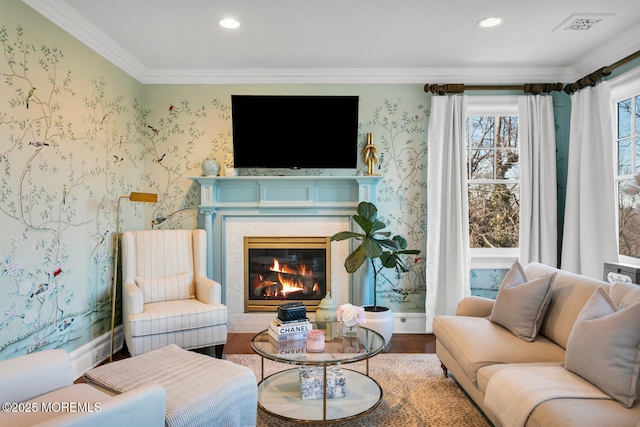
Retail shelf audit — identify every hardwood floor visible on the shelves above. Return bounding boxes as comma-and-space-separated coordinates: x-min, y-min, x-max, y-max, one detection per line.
109, 333, 436, 360
79, 333, 436, 384
223, 332, 436, 355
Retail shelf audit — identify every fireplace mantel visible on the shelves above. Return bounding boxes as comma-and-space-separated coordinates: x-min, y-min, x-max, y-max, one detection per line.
190, 175, 381, 306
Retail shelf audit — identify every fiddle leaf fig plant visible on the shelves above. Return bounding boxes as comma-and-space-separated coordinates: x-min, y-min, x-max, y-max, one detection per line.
331, 201, 421, 311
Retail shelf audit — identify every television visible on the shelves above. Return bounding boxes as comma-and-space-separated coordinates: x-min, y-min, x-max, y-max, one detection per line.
231, 95, 359, 169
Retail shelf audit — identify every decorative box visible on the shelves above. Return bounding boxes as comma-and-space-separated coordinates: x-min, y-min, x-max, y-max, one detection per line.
299, 366, 345, 400
603, 262, 640, 285
277, 302, 307, 322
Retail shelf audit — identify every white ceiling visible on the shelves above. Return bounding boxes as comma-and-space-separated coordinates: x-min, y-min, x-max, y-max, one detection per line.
24, 0, 640, 84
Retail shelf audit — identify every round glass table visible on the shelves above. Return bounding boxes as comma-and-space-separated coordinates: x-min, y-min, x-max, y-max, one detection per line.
250, 322, 386, 425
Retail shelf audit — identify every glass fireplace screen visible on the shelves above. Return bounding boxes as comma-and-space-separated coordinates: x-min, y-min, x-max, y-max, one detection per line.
244, 236, 330, 313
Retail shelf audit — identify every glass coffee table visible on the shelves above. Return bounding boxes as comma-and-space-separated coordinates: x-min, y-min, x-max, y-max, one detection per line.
250, 322, 385, 425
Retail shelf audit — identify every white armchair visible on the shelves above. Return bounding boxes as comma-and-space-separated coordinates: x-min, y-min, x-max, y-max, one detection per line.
121, 229, 227, 357
0, 349, 166, 427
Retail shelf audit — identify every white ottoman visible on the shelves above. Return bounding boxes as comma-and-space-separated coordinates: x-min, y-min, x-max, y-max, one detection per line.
85, 344, 257, 427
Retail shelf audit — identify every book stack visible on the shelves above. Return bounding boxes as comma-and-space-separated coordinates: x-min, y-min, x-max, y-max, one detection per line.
268, 317, 312, 343
268, 302, 312, 351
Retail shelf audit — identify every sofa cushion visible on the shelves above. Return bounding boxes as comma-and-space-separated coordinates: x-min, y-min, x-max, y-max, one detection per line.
523, 262, 608, 349
135, 271, 194, 303
565, 286, 640, 408
433, 315, 566, 383
489, 261, 555, 341
610, 282, 640, 309
478, 363, 640, 427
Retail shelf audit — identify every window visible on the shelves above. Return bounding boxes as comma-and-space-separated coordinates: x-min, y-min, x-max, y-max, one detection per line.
466, 97, 520, 268
613, 68, 640, 262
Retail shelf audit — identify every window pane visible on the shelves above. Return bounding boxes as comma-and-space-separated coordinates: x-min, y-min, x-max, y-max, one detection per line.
468, 183, 519, 249
497, 148, 519, 179
468, 116, 495, 148
619, 98, 632, 139
469, 149, 494, 179
636, 136, 640, 175
619, 138, 632, 175
496, 116, 518, 148
618, 180, 640, 258
636, 95, 640, 135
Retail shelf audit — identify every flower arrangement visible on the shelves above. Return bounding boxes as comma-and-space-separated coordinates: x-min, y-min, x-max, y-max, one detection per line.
336, 303, 365, 327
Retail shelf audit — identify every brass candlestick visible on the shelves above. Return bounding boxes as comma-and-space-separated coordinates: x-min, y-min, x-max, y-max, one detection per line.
363, 133, 378, 176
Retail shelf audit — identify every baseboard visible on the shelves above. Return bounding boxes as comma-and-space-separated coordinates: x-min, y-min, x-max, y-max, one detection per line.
393, 313, 427, 333
68, 327, 123, 380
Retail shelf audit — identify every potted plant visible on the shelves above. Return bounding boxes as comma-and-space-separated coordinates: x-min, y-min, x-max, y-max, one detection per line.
330, 201, 421, 348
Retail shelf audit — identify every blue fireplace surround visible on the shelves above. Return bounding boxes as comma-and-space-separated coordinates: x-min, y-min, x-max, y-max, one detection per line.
189, 175, 381, 306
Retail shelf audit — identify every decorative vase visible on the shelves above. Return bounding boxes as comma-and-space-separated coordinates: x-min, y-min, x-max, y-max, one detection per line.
363, 306, 393, 351
201, 156, 220, 176
315, 293, 338, 322
342, 322, 359, 337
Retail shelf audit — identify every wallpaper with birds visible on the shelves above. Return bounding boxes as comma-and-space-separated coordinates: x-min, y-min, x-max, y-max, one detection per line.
0, 1, 435, 361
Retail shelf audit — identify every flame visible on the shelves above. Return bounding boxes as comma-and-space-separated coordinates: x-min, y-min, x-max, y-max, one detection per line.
270, 258, 313, 276
277, 272, 304, 297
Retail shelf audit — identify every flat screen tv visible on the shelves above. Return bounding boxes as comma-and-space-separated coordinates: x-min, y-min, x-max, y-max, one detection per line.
231, 95, 359, 169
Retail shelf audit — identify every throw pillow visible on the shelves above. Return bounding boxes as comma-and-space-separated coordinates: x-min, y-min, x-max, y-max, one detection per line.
489, 261, 555, 342
610, 282, 640, 309
135, 271, 194, 303
564, 286, 640, 408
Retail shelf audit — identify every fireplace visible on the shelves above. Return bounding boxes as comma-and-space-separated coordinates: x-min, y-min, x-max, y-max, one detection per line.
244, 236, 331, 313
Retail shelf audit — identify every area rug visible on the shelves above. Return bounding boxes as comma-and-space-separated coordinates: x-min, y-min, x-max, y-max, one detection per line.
226, 353, 491, 427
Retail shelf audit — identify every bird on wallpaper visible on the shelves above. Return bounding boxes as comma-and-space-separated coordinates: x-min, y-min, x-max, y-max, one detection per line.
147, 125, 160, 135
153, 153, 166, 163
29, 141, 49, 147
30, 282, 49, 298
57, 318, 74, 332
26, 87, 36, 109
63, 184, 67, 204
378, 152, 384, 170
113, 155, 123, 164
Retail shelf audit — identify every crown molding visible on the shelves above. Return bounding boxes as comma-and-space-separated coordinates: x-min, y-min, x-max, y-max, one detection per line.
23, 0, 147, 81
569, 25, 640, 79
21, 0, 637, 86
141, 66, 573, 85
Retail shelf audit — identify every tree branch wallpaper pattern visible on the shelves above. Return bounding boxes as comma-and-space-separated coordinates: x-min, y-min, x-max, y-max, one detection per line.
0, 2, 430, 360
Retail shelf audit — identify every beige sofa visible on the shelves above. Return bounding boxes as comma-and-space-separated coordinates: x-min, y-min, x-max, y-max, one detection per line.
433, 262, 640, 427
0, 349, 166, 427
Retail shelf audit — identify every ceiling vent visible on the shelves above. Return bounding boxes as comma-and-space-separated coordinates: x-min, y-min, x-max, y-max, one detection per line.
553, 13, 615, 32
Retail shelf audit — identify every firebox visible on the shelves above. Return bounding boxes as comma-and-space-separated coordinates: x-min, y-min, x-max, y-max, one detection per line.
244, 236, 330, 313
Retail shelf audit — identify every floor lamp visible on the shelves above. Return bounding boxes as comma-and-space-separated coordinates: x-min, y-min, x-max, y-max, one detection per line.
110, 192, 158, 362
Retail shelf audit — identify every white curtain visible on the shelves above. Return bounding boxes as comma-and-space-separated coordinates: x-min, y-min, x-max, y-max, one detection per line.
426, 95, 470, 333
518, 95, 558, 266
561, 82, 618, 279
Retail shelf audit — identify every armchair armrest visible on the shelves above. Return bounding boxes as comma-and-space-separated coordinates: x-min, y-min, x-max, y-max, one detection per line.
195, 276, 222, 304
33, 384, 167, 427
123, 282, 144, 314
0, 349, 72, 404
455, 296, 495, 317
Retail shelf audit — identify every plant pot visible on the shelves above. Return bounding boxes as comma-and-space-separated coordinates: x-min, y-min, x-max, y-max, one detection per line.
363, 305, 393, 351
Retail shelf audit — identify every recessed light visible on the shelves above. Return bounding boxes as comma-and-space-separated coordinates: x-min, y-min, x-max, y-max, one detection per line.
477, 17, 503, 28
220, 18, 240, 29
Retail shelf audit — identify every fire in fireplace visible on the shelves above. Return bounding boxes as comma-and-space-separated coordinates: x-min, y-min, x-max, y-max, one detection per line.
244, 236, 331, 312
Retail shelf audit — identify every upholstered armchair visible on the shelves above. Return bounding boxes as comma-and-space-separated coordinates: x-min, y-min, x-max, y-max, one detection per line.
121, 229, 227, 357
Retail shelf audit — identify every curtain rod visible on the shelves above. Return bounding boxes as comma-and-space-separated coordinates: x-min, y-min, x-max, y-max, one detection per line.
424, 49, 640, 96
563, 49, 640, 94
424, 83, 563, 95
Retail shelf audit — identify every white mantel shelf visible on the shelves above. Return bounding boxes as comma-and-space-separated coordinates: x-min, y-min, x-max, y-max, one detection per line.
190, 175, 381, 212
189, 175, 381, 305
